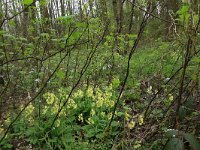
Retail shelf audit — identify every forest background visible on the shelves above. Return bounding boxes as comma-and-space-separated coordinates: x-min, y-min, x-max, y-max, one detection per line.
0, 0, 200, 149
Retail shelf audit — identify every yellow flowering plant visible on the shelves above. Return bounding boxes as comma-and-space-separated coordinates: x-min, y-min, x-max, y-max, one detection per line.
5, 83, 121, 148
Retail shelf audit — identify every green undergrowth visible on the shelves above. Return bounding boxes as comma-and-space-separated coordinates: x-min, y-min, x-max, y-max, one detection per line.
1, 41, 200, 149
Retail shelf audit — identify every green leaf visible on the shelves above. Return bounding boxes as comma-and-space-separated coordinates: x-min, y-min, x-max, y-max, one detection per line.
40, 33, 50, 38
4, 143, 13, 149
85, 129, 96, 138
0, 30, 6, 35
56, 15, 74, 24
96, 133, 104, 139
84, 3, 88, 11
112, 78, 120, 89
183, 133, 200, 150
192, 57, 200, 63
40, 0, 47, 6
8, 20, 16, 27
21, 0, 33, 5
56, 70, 65, 79
116, 111, 124, 117
165, 138, 184, 150
111, 121, 120, 127
178, 5, 189, 15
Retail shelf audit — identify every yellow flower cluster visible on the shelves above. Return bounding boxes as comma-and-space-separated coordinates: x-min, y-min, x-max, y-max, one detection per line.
134, 140, 142, 149
41, 86, 116, 127
42, 92, 68, 116
96, 98, 103, 108
42, 103, 65, 116
5, 116, 11, 125
87, 117, 94, 124
43, 92, 59, 105
138, 115, 144, 126
86, 86, 94, 98
128, 121, 136, 129
125, 111, 136, 129
55, 119, 60, 127
78, 113, 84, 122
125, 112, 144, 129
90, 109, 95, 116
95, 88, 115, 108
24, 103, 34, 117
73, 90, 84, 98
85, 86, 116, 123
168, 94, 173, 101
42, 106, 48, 115
67, 98, 77, 109
19, 103, 35, 123
124, 111, 130, 121
52, 104, 59, 114
100, 112, 105, 117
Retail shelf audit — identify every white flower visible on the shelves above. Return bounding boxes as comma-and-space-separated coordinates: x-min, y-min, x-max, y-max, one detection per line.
35, 78, 41, 83
29, 71, 34, 74
27, 92, 31, 100
165, 78, 170, 81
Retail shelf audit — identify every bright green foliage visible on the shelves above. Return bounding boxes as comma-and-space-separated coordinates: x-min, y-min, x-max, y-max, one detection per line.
1, 0, 200, 149
21, 0, 33, 5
